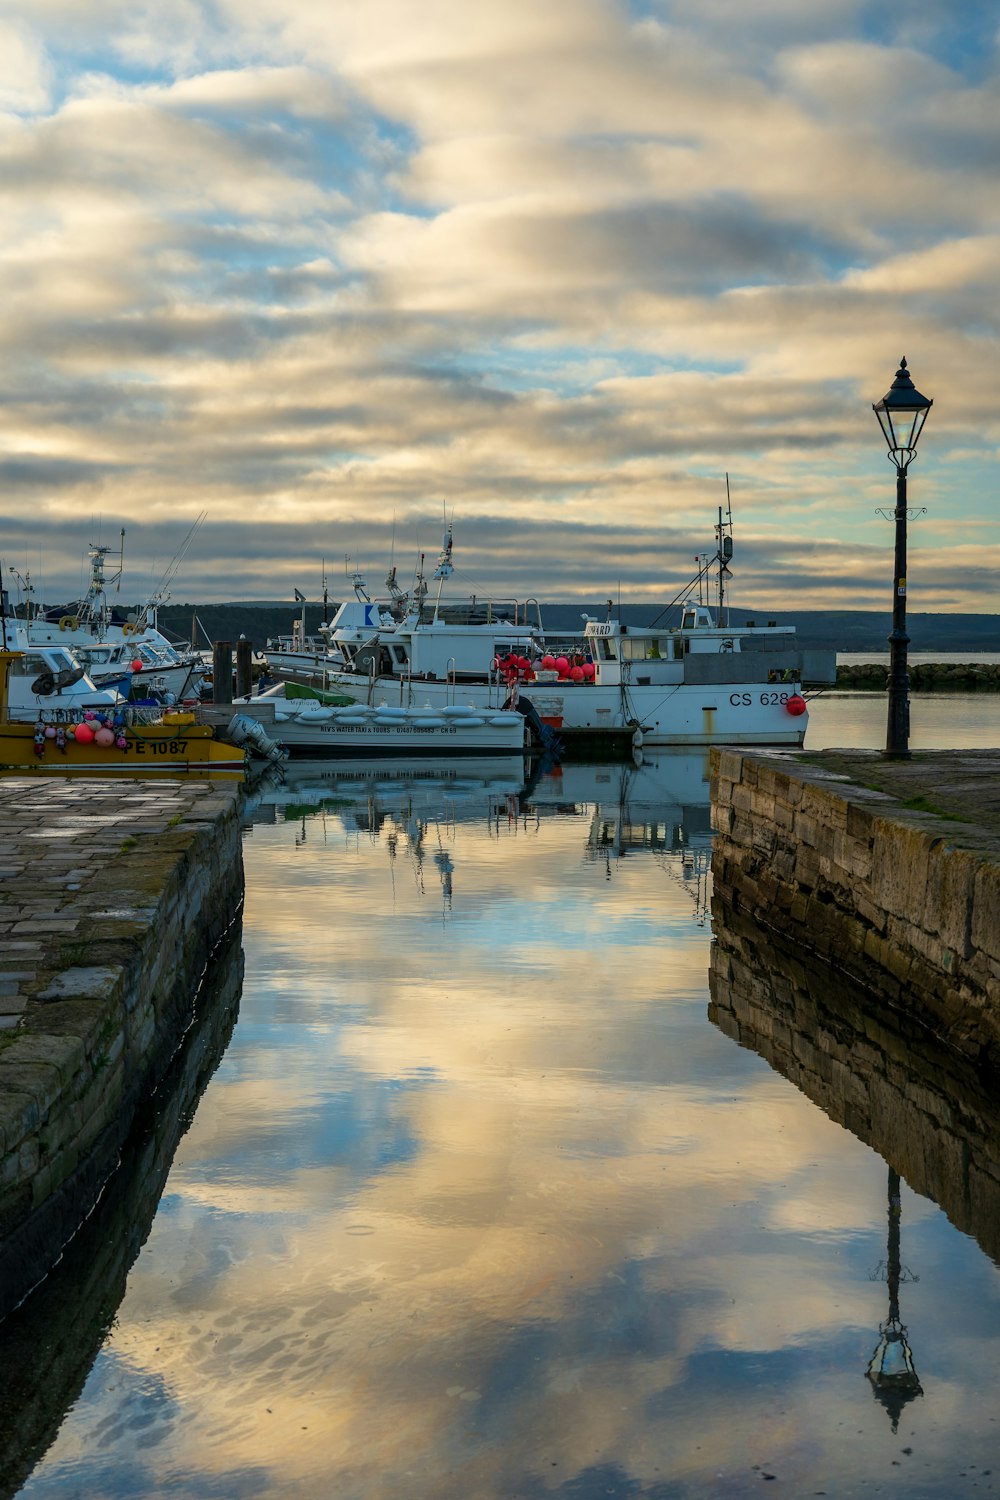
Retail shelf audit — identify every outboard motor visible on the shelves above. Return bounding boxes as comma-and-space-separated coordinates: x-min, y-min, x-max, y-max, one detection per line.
226, 712, 288, 763
507, 693, 563, 757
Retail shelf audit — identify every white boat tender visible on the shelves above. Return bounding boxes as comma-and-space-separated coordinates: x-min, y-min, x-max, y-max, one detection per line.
226, 687, 526, 756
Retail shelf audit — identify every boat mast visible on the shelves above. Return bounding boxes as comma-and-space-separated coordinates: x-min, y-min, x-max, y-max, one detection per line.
717, 477, 735, 626
431, 518, 454, 623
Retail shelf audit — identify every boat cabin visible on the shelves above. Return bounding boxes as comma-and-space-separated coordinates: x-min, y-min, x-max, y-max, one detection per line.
584, 610, 813, 687
335, 613, 543, 683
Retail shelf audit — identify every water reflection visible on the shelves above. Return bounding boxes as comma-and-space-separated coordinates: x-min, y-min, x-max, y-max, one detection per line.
708, 894, 1000, 1262
244, 751, 714, 922
11, 752, 1000, 1499
867, 1167, 923, 1432
0, 921, 244, 1500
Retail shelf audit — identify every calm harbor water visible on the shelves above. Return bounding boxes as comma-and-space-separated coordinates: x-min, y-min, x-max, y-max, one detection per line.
5, 693, 1000, 1499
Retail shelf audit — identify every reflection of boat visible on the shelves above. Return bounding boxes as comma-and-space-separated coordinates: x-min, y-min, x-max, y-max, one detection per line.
246, 751, 716, 915
242, 756, 526, 824
709, 895, 1000, 1265
525, 752, 714, 916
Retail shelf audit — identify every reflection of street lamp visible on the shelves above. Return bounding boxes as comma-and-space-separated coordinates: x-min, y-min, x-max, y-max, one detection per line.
867, 1166, 922, 1430
873, 357, 933, 759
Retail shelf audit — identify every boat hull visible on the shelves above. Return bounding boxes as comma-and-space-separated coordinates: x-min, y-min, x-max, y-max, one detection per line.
309, 674, 808, 747
0, 722, 245, 779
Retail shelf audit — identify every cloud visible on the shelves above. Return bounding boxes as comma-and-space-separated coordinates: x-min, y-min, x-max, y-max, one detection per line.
0, 20, 51, 112
0, 3, 995, 609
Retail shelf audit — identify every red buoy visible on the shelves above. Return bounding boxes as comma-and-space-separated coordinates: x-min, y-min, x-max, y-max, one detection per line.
785, 694, 807, 716
131, 658, 143, 672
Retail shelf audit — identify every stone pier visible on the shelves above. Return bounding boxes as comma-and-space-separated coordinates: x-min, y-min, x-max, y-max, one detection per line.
0, 778, 244, 1320
710, 748, 1000, 1067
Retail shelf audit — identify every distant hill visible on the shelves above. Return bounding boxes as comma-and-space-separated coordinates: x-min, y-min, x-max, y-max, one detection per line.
154, 601, 1000, 655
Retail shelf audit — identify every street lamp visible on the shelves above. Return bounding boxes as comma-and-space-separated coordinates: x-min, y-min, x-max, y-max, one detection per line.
867, 1166, 922, 1431
873, 357, 933, 758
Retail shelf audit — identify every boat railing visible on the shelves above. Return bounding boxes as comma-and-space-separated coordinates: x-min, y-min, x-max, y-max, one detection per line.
416, 597, 533, 629
524, 598, 544, 635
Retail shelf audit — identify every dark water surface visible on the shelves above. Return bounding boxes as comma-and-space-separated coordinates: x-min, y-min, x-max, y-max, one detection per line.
6, 695, 1000, 1498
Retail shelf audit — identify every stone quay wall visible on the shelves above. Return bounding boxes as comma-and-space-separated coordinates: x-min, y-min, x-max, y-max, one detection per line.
0, 779, 244, 1321
710, 749, 1000, 1067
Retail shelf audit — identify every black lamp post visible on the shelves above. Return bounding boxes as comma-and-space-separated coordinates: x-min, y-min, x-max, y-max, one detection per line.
867, 1166, 922, 1431
873, 357, 933, 758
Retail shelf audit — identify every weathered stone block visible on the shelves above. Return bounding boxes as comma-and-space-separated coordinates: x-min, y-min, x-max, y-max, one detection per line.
971, 862, 1000, 965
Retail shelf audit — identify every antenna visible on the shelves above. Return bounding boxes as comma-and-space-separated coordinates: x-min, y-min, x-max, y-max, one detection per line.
718, 475, 735, 626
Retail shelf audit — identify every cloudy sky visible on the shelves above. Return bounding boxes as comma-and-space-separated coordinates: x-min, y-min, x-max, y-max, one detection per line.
0, 0, 997, 610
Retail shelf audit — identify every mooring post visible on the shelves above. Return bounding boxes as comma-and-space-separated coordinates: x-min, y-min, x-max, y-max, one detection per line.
213, 641, 233, 705
234, 638, 252, 700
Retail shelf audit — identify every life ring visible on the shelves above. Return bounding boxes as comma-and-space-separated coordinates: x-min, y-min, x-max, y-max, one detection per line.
122, 622, 136, 636
59, 615, 78, 631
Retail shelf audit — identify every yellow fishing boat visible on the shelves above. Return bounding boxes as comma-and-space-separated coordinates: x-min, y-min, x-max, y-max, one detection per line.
0, 652, 246, 780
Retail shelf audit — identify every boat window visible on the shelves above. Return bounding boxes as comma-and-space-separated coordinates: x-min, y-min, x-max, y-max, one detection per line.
10, 653, 48, 675
594, 637, 618, 661
391, 645, 408, 664
49, 650, 76, 670
681, 610, 698, 630
621, 637, 669, 662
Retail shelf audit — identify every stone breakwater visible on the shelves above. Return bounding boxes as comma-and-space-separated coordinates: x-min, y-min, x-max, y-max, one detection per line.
837, 662, 1000, 691
710, 748, 1000, 1068
0, 778, 244, 1322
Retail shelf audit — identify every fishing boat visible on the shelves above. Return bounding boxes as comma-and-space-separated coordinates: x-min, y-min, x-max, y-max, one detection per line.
5, 531, 207, 701
0, 638, 127, 719
266, 532, 544, 691
275, 516, 834, 748
0, 652, 246, 779
264, 569, 408, 681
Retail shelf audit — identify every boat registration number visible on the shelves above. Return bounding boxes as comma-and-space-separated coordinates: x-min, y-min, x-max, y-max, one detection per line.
127, 739, 186, 756
729, 691, 793, 707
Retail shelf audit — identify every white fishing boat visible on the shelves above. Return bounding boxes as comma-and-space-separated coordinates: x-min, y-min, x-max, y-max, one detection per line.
0, 636, 125, 720
5, 531, 207, 702
266, 539, 543, 689
278, 516, 834, 748
264, 569, 409, 680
